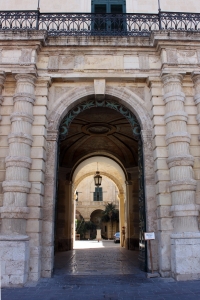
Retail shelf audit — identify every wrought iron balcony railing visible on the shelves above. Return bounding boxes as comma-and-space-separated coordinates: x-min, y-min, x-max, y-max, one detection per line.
0, 11, 200, 36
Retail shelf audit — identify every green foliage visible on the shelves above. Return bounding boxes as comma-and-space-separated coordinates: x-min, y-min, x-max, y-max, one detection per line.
76, 216, 97, 239
101, 203, 119, 223
85, 221, 97, 231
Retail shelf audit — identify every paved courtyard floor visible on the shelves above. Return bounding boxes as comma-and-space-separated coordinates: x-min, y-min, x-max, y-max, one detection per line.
1, 240, 200, 300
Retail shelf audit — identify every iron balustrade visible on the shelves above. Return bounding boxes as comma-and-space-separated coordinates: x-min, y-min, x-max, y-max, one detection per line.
0, 11, 200, 36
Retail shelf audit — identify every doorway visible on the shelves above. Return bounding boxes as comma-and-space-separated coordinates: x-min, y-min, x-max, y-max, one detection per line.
54, 101, 147, 271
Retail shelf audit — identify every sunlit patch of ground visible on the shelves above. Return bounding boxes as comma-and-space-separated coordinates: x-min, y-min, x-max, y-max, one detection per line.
74, 240, 120, 249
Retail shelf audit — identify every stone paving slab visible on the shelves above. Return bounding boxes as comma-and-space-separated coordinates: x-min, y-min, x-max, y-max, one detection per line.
2, 275, 200, 300
2, 241, 200, 299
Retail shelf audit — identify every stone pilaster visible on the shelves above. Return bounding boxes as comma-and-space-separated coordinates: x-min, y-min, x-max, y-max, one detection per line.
162, 73, 200, 280
148, 77, 172, 277
41, 130, 58, 278
141, 130, 158, 271
191, 73, 200, 205
0, 72, 6, 122
0, 73, 36, 286
1, 74, 36, 235
192, 73, 200, 141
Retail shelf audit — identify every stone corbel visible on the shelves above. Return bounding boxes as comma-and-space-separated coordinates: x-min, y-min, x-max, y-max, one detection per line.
94, 79, 106, 100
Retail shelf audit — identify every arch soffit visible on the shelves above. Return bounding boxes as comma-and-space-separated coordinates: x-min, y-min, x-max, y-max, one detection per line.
48, 86, 152, 132
74, 171, 124, 194
71, 151, 128, 182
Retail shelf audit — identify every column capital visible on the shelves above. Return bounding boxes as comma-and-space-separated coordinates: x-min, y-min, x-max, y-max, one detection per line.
191, 72, 200, 82
15, 73, 37, 84
162, 73, 183, 85
162, 73, 185, 104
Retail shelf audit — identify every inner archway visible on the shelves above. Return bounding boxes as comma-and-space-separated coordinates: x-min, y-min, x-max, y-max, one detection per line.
73, 157, 124, 243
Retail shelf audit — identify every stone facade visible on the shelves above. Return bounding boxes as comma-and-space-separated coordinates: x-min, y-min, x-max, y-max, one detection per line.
0, 28, 200, 286
1, 0, 199, 13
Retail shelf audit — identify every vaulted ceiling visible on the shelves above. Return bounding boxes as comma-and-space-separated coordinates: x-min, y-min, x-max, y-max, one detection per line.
59, 106, 138, 169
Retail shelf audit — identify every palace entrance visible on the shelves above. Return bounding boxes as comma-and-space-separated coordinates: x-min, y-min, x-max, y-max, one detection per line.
54, 100, 147, 271
42, 87, 157, 277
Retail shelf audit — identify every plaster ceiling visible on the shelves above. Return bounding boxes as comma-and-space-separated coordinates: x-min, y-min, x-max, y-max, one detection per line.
60, 106, 138, 169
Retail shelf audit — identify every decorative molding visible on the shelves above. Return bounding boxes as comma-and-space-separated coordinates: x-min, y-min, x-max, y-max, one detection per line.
167, 155, 194, 168
59, 99, 141, 141
166, 49, 178, 64
138, 54, 149, 69
48, 55, 59, 71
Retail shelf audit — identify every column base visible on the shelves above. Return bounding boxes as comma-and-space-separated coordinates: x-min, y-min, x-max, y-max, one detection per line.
159, 270, 171, 278
0, 235, 29, 287
171, 232, 200, 281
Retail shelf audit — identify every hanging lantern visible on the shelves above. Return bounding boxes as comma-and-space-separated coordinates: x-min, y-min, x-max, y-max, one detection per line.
94, 171, 102, 187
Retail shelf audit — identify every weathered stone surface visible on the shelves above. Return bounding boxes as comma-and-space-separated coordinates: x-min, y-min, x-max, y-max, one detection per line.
0, 30, 200, 287
0, 235, 29, 287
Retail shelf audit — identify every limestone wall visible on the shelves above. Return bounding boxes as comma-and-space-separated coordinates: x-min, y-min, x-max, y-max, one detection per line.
1, 0, 199, 13
0, 30, 200, 285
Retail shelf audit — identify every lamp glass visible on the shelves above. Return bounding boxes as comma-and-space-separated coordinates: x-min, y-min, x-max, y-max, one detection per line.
94, 171, 102, 186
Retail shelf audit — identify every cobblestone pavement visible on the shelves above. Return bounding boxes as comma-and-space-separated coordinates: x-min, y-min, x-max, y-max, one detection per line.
2, 241, 200, 300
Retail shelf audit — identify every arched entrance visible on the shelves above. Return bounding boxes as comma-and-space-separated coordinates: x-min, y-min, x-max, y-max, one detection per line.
42, 86, 157, 278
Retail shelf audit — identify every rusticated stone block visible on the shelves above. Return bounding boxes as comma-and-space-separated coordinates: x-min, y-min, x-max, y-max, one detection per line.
0, 237, 29, 287
171, 235, 200, 281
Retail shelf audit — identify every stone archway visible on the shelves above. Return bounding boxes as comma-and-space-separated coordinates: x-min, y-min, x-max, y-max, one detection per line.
41, 86, 157, 278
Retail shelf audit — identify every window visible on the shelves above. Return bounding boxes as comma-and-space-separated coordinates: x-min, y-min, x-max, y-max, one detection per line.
75, 191, 78, 202
93, 187, 103, 201
92, 0, 126, 14
91, 0, 126, 33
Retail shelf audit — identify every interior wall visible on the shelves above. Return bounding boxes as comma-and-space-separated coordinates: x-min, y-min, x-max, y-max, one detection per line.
55, 168, 73, 252
127, 168, 140, 250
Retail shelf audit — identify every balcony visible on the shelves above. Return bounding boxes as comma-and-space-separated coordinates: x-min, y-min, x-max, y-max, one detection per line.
0, 11, 200, 36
